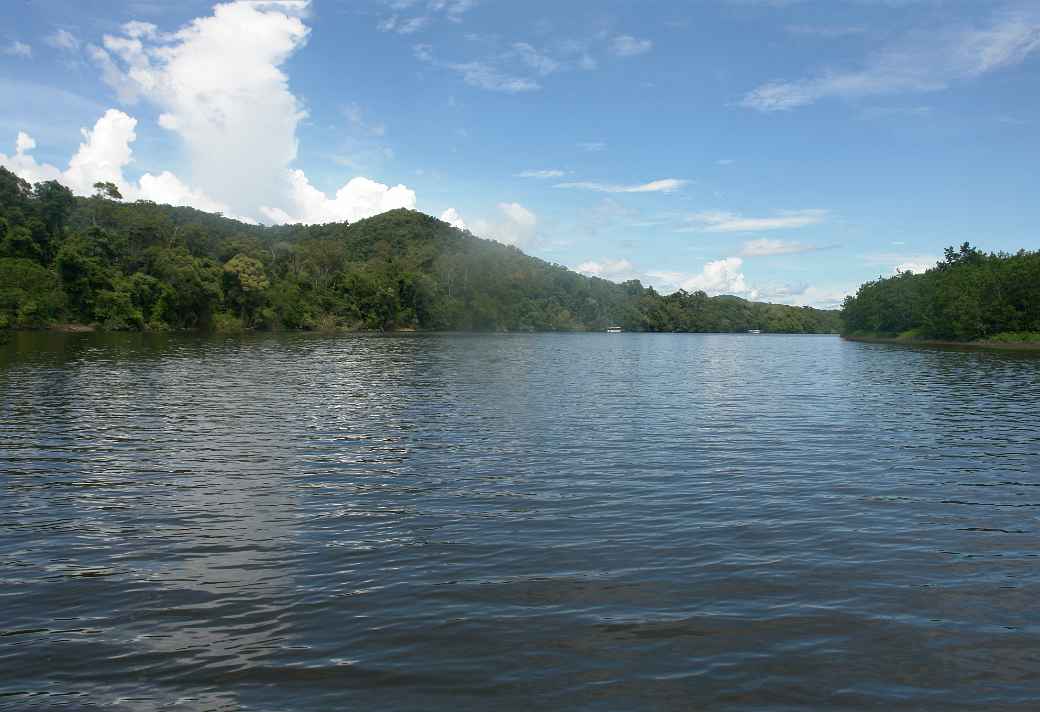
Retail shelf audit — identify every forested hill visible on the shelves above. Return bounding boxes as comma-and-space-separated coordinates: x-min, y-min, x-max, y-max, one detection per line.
841, 243, 1040, 343
0, 167, 840, 333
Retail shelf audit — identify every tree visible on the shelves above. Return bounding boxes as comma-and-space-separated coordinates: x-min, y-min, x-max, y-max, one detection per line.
1, 181, 847, 334
93, 182, 123, 200
151, 247, 222, 328
33, 181, 75, 257
223, 253, 270, 324
0, 167, 33, 220
0, 258, 66, 328
55, 232, 113, 320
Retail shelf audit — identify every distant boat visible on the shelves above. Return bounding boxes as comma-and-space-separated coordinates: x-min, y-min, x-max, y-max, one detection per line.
606, 326, 622, 333
747, 329, 762, 334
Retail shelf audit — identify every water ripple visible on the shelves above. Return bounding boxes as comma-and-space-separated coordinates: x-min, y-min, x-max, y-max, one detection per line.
2, 332, 1039, 710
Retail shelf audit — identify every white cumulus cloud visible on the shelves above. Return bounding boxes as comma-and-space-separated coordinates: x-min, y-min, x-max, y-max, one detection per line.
576, 259, 636, 280
470, 202, 538, 247
62, 109, 138, 194
92, 1, 309, 215
893, 261, 933, 275
136, 171, 231, 215
0, 132, 62, 184
260, 171, 416, 224
81, 0, 417, 224
667, 257, 758, 299
440, 207, 467, 230
0, 110, 233, 215
863, 252, 938, 276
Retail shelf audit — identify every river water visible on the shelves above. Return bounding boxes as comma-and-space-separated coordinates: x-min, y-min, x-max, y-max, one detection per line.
2, 332, 1039, 710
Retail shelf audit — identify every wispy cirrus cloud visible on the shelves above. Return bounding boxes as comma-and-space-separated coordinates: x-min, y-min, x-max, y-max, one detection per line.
608, 34, 653, 57
784, 24, 866, 39
681, 209, 827, 232
3, 41, 32, 58
555, 178, 688, 194
379, 15, 429, 34
515, 169, 566, 178
858, 105, 932, 120
404, 23, 651, 93
342, 103, 386, 137
45, 29, 80, 51
378, 0, 478, 34
413, 43, 540, 92
577, 141, 606, 152
449, 60, 540, 91
739, 238, 829, 256
511, 42, 560, 75
743, 6, 1040, 111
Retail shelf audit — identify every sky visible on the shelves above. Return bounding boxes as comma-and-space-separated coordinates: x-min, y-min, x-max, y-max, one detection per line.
1, 0, 1038, 308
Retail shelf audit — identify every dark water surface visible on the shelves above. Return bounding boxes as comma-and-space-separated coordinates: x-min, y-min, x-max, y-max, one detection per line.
2, 332, 1039, 710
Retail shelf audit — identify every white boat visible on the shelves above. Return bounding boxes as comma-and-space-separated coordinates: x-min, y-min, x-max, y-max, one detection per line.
747, 329, 762, 334
606, 326, 622, 333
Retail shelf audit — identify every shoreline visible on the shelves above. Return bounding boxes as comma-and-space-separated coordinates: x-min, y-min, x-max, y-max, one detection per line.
842, 334, 1040, 352
3, 325, 842, 337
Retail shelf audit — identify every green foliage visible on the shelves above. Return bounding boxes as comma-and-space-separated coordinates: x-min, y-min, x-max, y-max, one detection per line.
93, 182, 123, 201
223, 253, 269, 325
34, 181, 75, 256
841, 243, 1040, 342
985, 332, 1040, 344
212, 311, 246, 332
55, 230, 114, 320
0, 221, 43, 260
0, 167, 842, 334
150, 247, 222, 329
94, 285, 144, 331
0, 258, 66, 327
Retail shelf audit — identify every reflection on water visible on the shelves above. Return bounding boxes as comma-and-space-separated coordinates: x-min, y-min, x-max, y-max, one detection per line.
2, 332, 1039, 710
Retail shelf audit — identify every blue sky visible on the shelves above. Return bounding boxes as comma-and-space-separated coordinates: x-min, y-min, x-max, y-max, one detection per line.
2, 0, 1038, 307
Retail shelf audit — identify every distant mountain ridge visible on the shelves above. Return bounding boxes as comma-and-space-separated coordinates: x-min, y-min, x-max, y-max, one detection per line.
0, 167, 840, 333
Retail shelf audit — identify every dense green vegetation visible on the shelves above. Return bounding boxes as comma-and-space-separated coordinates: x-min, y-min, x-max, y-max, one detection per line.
841, 243, 1040, 343
0, 167, 840, 334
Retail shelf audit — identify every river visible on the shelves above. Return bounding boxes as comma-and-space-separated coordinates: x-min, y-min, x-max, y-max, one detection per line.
2, 332, 1038, 710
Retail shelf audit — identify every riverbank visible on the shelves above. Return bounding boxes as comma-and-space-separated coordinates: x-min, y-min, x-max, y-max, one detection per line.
2, 323, 840, 336
842, 334, 1040, 352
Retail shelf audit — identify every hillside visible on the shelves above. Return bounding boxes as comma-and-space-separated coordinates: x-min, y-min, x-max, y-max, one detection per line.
840, 243, 1040, 344
0, 167, 840, 333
